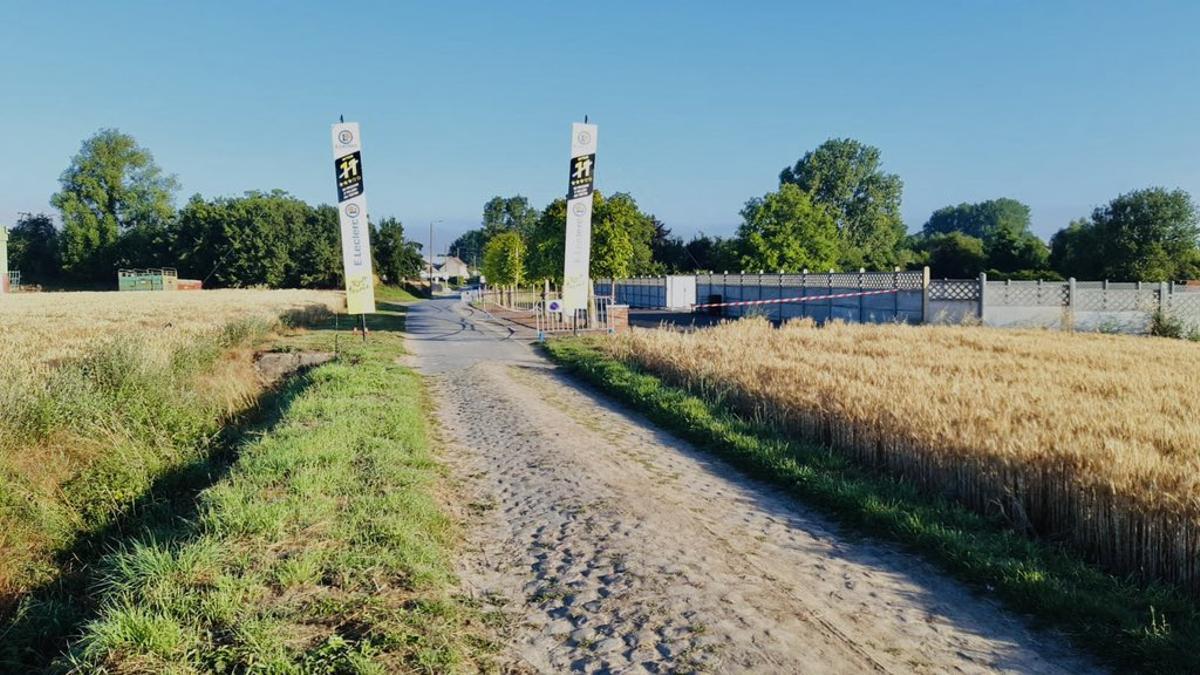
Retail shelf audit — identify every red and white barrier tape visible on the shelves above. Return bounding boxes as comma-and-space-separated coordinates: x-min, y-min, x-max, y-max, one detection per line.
691, 288, 900, 309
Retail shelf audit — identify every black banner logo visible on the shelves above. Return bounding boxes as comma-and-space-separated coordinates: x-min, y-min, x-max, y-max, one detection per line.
335, 151, 364, 202
567, 153, 595, 200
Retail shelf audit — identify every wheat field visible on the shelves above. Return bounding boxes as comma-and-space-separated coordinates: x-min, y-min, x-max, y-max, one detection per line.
606, 318, 1200, 593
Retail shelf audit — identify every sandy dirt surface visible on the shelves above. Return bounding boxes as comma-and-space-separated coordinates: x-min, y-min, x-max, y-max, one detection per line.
405, 298, 1098, 674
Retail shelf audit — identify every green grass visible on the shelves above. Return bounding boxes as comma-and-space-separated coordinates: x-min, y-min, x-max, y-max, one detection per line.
54, 308, 497, 673
375, 284, 423, 304
2, 307, 494, 667
544, 337, 1200, 674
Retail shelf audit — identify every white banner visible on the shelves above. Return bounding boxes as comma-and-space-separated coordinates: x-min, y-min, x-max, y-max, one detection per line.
331, 122, 376, 314
562, 122, 597, 313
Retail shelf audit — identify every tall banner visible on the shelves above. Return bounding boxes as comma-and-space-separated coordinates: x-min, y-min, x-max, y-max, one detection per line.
331, 122, 376, 315
562, 122, 597, 313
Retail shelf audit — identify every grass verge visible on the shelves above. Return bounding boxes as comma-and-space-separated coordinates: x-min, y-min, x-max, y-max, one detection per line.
58, 308, 498, 672
544, 337, 1200, 673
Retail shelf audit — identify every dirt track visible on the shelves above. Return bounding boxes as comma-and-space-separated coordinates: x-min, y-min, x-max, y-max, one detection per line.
406, 298, 1097, 674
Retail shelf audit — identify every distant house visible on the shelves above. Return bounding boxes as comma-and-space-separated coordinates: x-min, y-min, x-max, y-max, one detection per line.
421, 255, 472, 282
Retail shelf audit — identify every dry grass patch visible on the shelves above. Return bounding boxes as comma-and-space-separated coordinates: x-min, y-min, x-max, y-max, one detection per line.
606, 318, 1200, 593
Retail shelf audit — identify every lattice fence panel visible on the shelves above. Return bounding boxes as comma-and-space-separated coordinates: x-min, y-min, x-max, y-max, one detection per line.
1169, 292, 1200, 325
987, 281, 1068, 307
1075, 289, 1157, 312
928, 279, 980, 301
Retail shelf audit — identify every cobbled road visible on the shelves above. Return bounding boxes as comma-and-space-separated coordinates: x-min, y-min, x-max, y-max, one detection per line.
405, 297, 1098, 675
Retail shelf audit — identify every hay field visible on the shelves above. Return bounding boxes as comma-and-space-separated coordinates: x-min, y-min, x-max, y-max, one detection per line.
607, 318, 1200, 593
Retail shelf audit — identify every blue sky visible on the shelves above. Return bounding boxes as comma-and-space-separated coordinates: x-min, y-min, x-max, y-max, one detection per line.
2, 1, 1197, 250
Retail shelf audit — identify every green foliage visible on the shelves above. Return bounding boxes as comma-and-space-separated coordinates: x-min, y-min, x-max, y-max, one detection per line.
61, 316, 497, 672
544, 338, 1200, 673
173, 191, 340, 288
448, 228, 486, 268
6, 212, 62, 283
1050, 188, 1200, 281
923, 198, 1031, 241
482, 195, 538, 240
51, 129, 178, 281
595, 192, 656, 278
1049, 218, 1099, 278
924, 232, 988, 278
373, 217, 424, 283
737, 184, 840, 272
523, 192, 658, 282
482, 230, 525, 286
779, 138, 906, 269
921, 198, 1049, 275
525, 198, 568, 283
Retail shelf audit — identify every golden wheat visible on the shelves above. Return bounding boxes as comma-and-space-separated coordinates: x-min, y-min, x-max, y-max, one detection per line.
608, 318, 1200, 593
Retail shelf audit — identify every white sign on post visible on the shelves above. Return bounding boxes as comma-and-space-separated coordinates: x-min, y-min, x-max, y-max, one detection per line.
331, 122, 376, 315
562, 122, 597, 313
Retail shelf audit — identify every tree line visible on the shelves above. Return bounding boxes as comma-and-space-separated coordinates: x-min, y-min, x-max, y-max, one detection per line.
11, 130, 1198, 288
6, 129, 424, 288
465, 138, 1199, 285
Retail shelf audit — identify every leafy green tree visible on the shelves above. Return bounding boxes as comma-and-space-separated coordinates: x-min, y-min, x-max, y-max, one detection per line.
650, 217, 689, 273
174, 190, 336, 288
482, 230, 525, 286
779, 138, 906, 268
448, 228, 486, 269
923, 198, 1031, 240
683, 234, 741, 272
525, 198, 567, 283
921, 198, 1049, 274
736, 184, 840, 272
524, 191, 658, 282
1049, 218, 1098, 278
51, 129, 178, 281
1094, 188, 1196, 280
984, 226, 1050, 273
374, 216, 424, 283
6, 213, 62, 284
482, 195, 539, 240
925, 232, 987, 278
596, 192, 656, 277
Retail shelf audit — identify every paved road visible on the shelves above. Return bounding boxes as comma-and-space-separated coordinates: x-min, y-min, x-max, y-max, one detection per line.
404, 298, 1097, 674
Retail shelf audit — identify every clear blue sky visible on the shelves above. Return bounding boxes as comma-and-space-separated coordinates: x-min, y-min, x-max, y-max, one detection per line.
3, 1, 1198, 251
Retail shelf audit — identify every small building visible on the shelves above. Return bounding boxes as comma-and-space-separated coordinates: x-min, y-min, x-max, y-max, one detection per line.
421, 255, 472, 282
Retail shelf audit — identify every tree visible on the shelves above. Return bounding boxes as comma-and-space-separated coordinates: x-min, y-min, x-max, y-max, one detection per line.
1048, 188, 1199, 281
482, 230, 525, 286
6, 213, 62, 284
650, 217, 689, 273
448, 228, 486, 269
482, 195, 538, 241
51, 129, 178, 281
779, 138, 906, 268
524, 191, 658, 282
173, 190, 338, 288
925, 232, 987, 278
1049, 218, 1098, 278
595, 192, 656, 277
1094, 188, 1197, 280
921, 198, 1051, 275
683, 234, 741, 272
985, 225, 1049, 273
923, 198, 1031, 241
736, 184, 840, 272
374, 217, 424, 283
